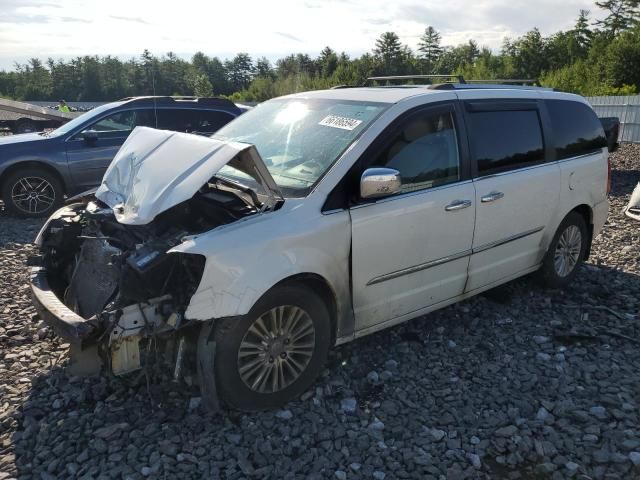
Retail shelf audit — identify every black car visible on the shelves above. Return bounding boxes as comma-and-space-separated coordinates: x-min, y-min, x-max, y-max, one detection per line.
0, 96, 247, 217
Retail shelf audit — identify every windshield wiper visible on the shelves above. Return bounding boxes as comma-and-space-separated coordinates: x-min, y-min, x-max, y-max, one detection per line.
271, 172, 314, 185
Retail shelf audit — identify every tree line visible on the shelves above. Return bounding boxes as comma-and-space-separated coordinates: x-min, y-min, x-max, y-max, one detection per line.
1, 0, 639, 103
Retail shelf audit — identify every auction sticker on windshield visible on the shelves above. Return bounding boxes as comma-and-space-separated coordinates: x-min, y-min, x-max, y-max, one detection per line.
319, 115, 363, 131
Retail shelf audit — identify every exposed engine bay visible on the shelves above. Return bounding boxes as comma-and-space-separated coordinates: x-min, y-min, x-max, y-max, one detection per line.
35, 180, 261, 376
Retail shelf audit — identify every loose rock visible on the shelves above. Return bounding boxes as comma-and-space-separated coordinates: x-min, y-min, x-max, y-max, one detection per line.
275, 409, 293, 420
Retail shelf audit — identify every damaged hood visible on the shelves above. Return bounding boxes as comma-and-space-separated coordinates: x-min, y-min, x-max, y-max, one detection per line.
95, 126, 283, 225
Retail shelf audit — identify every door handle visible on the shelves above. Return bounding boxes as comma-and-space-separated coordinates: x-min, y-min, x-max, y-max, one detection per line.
445, 200, 472, 211
481, 191, 504, 203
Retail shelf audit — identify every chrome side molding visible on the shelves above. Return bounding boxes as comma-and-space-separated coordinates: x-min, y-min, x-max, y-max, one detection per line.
473, 226, 544, 254
367, 249, 472, 286
367, 226, 545, 286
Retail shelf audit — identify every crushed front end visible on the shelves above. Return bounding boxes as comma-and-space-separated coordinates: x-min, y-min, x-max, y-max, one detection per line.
30, 186, 257, 376
29, 127, 282, 388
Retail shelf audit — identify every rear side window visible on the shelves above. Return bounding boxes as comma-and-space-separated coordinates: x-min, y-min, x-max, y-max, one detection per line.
157, 109, 195, 132
134, 109, 156, 128
157, 109, 234, 134
194, 111, 235, 134
546, 100, 607, 159
467, 109, 544, 176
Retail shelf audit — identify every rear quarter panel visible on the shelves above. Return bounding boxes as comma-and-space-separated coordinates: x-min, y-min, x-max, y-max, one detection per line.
539, 92, 610, 246
554, 148, 609, 236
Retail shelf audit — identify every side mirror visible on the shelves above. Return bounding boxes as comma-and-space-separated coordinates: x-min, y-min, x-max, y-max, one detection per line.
360, 168, 402, 200
81, 130, 98, 144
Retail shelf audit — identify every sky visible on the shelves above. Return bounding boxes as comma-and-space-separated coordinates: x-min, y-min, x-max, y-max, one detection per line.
0, 0, 598, 70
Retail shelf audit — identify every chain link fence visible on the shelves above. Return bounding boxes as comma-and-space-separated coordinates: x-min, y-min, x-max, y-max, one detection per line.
587, 95, 640, 144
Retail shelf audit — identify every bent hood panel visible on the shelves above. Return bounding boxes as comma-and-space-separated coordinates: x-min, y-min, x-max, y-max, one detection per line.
95, 127, 281, 225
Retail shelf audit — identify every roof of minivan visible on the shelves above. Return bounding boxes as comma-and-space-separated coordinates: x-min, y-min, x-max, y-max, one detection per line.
282, 86, 587, 104
283, 87, 445, 103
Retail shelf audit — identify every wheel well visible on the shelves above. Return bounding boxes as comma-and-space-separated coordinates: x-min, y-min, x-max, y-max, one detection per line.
272, 273, 338, 342
0, 162, 67, 194
570, 204, 594, 259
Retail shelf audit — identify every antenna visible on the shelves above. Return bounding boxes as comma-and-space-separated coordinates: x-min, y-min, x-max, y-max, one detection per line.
151, 63, 158, 128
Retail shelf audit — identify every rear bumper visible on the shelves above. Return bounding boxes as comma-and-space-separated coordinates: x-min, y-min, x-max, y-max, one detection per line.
30, 266, 99, 341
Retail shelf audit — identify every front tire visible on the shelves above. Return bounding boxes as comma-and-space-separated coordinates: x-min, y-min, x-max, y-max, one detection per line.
198, 284, 332, 411
1, 168, 64, 217
537, 212, 588, 289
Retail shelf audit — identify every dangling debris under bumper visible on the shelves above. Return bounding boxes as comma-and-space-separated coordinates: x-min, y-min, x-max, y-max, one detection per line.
30, 265, 99, 342
30, 261, 188, 376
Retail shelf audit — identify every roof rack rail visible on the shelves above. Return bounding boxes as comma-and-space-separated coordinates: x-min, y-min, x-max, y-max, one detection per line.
118, 95, 211, 101
366, 74, 466, 85
117, 96, 238, 108
466, 79, 541, 86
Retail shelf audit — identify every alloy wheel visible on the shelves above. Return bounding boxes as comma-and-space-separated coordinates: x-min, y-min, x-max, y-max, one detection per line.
553, 225, 582, 277
10, 176, 56, 215
237, 305, 316, 393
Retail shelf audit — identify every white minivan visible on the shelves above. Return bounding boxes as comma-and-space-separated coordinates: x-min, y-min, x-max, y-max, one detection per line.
32, 80, 610, 410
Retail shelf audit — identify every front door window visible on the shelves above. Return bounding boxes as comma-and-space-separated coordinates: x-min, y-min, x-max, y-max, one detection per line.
74, 109, 155, 140
372, 110, 460, 194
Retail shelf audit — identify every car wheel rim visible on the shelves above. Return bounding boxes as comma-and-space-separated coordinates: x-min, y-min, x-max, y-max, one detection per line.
553, 225, 582, 277
237, 305, 315, 394
11, 176, 56, 214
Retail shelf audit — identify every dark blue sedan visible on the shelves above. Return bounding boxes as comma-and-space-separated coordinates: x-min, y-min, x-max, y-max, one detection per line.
0, 96, 246, 216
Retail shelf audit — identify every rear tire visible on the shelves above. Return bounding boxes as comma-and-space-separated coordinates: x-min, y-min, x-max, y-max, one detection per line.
1, 168, 64, 217
197, 284, 332, 411
537, 212, 588, 289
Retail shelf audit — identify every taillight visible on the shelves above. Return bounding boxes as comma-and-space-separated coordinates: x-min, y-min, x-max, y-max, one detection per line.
607, 157, 612, 195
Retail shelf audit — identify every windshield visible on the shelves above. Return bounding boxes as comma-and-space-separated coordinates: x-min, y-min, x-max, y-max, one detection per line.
212, 98, 388, 197
47, 102, 123, 137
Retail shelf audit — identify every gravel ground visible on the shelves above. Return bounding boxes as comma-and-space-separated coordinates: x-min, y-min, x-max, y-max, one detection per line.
0, 146, 639, 480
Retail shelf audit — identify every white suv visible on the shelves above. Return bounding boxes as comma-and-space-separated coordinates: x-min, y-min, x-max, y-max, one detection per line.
32, 80, 610, 410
